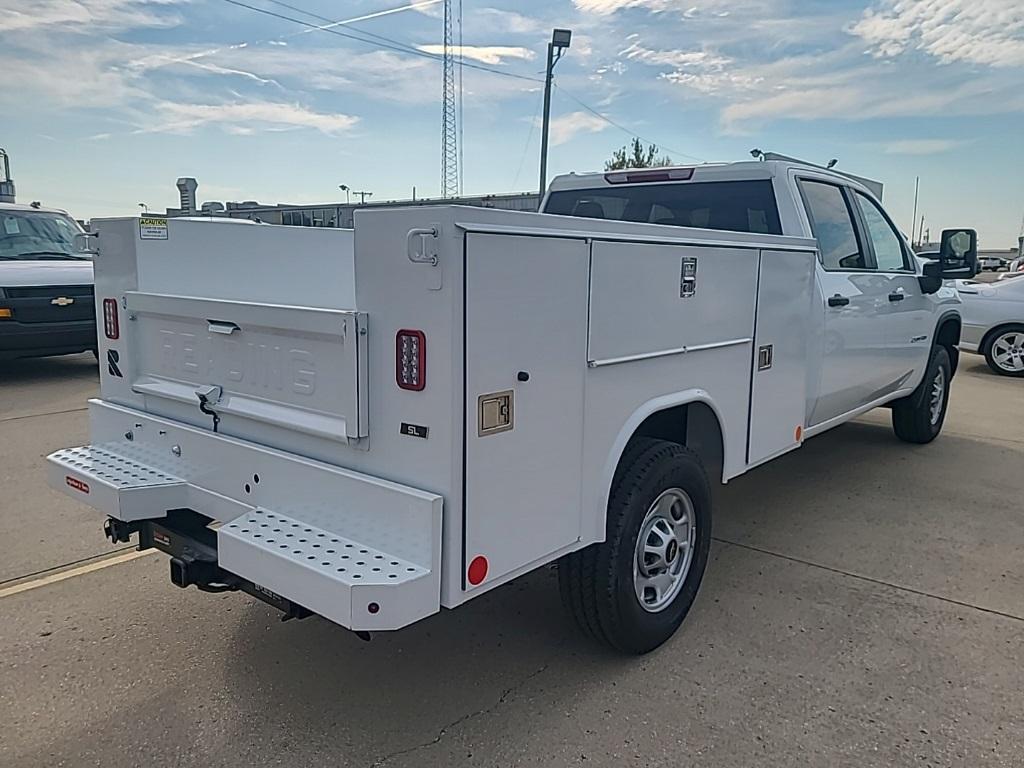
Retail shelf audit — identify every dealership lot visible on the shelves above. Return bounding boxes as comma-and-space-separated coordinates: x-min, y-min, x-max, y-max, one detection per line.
1, 350, 1021, 767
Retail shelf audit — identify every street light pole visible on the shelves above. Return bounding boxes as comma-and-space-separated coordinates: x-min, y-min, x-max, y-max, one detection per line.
539, 28, 572, 195
338, 185, 350, 204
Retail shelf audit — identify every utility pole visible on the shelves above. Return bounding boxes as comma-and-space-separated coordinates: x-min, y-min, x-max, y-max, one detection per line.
910, 176, 920, 246
539, 28, 573, 195
352, 191, 373, 204
920, 215, 926, 247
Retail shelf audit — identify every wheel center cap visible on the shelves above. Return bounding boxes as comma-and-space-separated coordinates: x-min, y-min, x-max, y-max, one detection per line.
666, 539, 678, 563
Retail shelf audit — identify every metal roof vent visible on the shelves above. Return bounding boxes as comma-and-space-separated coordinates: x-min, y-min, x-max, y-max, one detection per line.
176, 177, 198, 216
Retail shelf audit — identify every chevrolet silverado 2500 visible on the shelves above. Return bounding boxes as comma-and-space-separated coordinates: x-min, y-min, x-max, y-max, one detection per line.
48, 160, 977, 653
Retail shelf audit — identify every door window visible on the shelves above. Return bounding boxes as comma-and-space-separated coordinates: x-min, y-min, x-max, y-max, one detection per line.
799, 180, 866, 270
855, 192, 909, 271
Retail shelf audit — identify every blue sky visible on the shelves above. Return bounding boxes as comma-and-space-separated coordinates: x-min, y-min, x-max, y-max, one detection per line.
3, 0, 1023, 247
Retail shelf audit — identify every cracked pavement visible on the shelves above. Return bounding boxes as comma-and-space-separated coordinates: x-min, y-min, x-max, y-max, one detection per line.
1, 352, 1022, 767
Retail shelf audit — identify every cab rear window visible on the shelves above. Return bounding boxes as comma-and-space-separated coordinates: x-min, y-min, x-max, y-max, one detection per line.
543, 180, 782, 235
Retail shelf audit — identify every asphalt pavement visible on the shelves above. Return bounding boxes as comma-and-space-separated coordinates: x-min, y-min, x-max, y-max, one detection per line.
1, 348, 1021, 767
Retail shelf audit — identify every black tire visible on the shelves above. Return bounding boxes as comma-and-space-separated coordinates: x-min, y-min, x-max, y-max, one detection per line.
982, 324, 1024, 378
558, 438, 712, 654
892, 345, 951, 444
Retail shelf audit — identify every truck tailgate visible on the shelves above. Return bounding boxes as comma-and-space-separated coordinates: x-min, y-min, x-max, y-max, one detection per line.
125, 291, 367, 442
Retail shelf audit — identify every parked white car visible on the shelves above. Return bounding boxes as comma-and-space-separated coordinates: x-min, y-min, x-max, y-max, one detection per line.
998, 256, 1024, 281
957, 278, 1024, 376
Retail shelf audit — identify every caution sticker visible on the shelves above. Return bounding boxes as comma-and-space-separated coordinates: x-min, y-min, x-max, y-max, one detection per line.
139, 217, 168, 240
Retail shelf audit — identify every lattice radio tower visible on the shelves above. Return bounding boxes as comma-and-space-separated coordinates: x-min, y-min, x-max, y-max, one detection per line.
441, 0, 461, 198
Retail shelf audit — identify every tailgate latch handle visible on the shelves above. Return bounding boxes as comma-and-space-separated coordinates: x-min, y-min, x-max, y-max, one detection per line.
407, 226, 439, 266
207, 319, 241, 335
196, 385, 223, 433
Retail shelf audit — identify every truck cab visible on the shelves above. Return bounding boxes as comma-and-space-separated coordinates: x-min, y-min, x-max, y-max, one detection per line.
541, 160, 969, 435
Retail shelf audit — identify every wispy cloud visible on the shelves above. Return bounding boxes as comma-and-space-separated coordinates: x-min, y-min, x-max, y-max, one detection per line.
0, 0, 186, 33
547, 111, 609, 145
882, 138, 968, 155
146, 100, 359, 135
573, 0, 674, 15
416, 44, 535, 65
851, 0, 1024, 68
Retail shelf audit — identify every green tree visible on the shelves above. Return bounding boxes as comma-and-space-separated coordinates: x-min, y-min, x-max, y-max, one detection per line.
604, 138, 673, 171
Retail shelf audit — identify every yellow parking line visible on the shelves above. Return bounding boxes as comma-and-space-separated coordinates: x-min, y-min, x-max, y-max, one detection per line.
0, 549, 157, 599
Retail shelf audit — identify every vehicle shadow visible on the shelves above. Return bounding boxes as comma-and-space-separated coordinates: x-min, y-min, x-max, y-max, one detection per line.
216, 566, 629, 766
206, 418, 1022, 766
1, 352, 97, 385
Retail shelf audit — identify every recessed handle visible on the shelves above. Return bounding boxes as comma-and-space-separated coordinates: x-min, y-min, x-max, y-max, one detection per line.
827, 295, 850, 307
207, 319, 240, 335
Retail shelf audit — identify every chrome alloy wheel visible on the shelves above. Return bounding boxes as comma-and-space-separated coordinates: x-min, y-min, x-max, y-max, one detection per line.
991, 331, 1024, 374
929, 365, 946, 425
633, 488, 696, 613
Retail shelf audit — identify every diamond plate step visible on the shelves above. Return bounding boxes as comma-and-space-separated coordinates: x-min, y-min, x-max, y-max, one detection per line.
218, 508, 438, 631
48, 443, 187, 522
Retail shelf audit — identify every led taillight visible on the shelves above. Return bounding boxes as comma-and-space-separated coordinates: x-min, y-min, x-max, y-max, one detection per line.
396, 329, 425, 391
102, 298, 119, 340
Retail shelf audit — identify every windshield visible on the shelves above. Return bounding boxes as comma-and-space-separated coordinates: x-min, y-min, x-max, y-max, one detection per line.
0, 210, 90, 261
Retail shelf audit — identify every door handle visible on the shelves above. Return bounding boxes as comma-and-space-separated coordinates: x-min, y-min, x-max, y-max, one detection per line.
827, 295, 850, 307
888, 291, 905, 302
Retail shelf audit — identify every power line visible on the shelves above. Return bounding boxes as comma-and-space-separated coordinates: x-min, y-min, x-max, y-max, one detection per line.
512, 88, 546, 189
221, 0, 543, 84
223, 0, 704, 171
555, 84, 705, 164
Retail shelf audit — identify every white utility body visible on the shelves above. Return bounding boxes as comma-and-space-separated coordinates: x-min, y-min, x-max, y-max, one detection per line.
49, 161, 977, 652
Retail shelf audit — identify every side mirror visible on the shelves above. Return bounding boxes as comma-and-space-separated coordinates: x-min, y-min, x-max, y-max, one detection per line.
938, 228, 978, 279
918, 260, 943, 294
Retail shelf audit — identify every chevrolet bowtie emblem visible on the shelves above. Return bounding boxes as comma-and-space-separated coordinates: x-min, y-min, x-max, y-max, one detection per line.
51, 296, 75, 307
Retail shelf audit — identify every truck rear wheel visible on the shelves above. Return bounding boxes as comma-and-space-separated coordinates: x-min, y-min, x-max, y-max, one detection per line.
892, 345, 951, 444
558, 438, 712, 654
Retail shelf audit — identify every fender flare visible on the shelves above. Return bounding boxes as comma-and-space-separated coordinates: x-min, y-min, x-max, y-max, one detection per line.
594, 390, 729, 536
933, 309, 962, 374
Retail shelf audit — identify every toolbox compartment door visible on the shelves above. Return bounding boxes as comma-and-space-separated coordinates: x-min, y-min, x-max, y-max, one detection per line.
463, 233, 589, 587
124, 291, 367, 443
746, 249, 816, 464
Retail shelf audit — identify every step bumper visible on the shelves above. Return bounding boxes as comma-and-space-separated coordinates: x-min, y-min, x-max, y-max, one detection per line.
47, 400, 443, 631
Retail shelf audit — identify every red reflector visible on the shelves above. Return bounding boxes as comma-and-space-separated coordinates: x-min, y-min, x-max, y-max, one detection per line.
604, 167, 695, 185
102, 298, 119, 340
467, 556, 488, 586
396, 329, 426, 391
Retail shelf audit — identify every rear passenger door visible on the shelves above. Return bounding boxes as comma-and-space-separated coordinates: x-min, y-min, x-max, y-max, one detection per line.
798, 179, 892, 427
851, 191, 932, 388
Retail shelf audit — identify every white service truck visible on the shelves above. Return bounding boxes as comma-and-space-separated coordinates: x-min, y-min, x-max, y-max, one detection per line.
48, 161, 977, 653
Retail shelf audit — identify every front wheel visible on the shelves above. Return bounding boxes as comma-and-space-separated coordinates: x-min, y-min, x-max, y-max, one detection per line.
558, 438, 712, 654
892, 345, 951, 444
983, 325, 1024, 377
